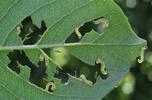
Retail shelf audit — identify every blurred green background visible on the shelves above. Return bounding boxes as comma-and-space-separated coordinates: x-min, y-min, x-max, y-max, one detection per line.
103, 0, 152, 100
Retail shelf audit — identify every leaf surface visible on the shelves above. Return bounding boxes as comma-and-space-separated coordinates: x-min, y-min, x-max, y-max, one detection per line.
0, 0, 146, 100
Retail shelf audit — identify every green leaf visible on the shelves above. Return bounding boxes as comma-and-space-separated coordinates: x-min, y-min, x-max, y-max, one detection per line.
0, 0, 146, 100
80, 30, 99, 42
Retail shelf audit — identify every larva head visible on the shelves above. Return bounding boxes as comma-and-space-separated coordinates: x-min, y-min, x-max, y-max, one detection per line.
50, 47, 70, 67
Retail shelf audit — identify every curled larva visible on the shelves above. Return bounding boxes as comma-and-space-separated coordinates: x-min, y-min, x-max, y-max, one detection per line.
138, 47, 147, 63
96, 58, 108, 76
45, 81, 56, 92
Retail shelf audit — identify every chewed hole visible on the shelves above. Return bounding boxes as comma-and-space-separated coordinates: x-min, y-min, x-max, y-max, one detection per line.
7, 50, 48, 89
49, 47, 109, 86
65, 17, 110, 43
54, 68, 69, 84
7, 51, 21, 74
16, 16, 47, 45
52, 59, 109, 86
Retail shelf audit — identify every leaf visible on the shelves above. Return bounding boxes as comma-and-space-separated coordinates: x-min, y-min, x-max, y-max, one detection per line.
0, 0, 146, 100
80, 30, 99, 42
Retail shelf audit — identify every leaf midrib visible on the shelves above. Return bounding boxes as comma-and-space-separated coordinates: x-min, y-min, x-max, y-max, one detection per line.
0, 42, 145, 51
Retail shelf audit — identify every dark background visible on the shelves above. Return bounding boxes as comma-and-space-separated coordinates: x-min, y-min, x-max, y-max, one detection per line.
103, 0, 152, 100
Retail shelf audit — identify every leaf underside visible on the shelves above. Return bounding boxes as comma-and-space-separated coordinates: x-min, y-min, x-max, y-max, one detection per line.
0, 0, 146, 100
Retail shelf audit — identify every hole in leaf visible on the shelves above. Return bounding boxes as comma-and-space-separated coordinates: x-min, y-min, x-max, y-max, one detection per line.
65, 17, 109, 43
52, 56, 108, 85
7, 50, 48, 88
29, 57, 48, 88
54, 68, 69, 84
17, 16, 47, 45
46, 47, 109, 85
